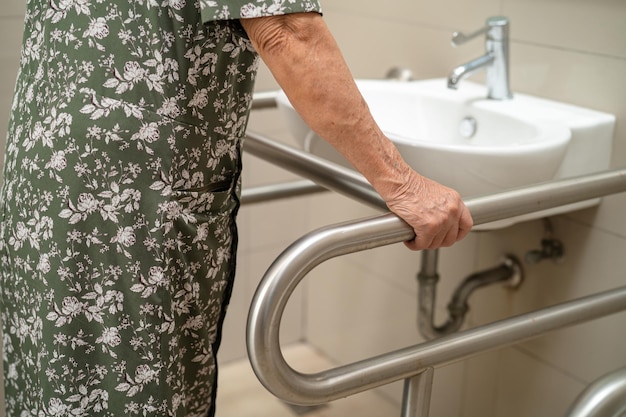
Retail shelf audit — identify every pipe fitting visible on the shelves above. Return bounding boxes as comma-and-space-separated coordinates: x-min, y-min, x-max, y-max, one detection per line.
385, 66, 414, 81
525, 218, 565, 264
418, 253, 524, 340
502, 254, 524, 288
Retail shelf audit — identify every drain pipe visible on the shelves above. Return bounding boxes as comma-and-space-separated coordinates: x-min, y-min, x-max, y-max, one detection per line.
417, 250, 523, 340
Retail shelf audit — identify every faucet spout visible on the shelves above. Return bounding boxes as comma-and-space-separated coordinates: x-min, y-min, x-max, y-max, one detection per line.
447, 16, 512, 100
447, 53, 495, 90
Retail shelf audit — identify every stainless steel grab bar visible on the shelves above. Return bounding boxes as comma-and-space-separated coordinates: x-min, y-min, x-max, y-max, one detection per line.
250, 281, 626, 405
565, 366, 626, 417
244, 132, 386, 211
245, 91, 626, 414
241, 180, 328, 205
250, 90, 279, 110
244, 131, 626, 225
245, 165, 626, 406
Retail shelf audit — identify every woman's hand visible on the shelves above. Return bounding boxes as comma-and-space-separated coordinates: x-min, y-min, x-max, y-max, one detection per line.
383, 170, 473, 250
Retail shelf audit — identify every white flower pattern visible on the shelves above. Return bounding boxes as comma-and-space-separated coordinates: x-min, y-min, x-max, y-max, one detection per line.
0, 0, 321, 416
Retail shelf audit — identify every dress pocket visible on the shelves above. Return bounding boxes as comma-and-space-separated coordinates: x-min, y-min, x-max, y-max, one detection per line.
171, 176, 239, 217
180, 178, 232, 194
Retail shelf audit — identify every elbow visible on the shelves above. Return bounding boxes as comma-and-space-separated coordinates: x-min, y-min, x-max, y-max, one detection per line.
241, 13, 320, 57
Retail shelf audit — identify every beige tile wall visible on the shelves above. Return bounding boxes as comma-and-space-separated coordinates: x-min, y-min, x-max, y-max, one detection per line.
0, 3, 25, 169
0, 4, 25, 416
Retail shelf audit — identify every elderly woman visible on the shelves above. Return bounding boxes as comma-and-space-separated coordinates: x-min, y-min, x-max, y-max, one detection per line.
0, 0, 471, 416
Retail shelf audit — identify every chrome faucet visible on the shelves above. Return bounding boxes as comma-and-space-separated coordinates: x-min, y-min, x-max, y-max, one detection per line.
447, 16, 512, 100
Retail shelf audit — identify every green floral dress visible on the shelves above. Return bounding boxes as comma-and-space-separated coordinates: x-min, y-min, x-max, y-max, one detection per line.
0, 0, 320, 416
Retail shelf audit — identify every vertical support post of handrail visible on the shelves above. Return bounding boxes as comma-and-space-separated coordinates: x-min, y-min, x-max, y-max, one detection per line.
401, 367, 434, 417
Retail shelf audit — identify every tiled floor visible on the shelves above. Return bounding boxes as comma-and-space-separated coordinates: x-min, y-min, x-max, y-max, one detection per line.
215, 343, 399, 417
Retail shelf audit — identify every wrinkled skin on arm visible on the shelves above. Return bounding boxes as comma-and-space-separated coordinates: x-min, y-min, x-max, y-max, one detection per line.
240, 13, 473, 250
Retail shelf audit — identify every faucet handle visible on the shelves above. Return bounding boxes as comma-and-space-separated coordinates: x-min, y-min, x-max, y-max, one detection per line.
451, 27, 488, 46
451, 16, 510, 47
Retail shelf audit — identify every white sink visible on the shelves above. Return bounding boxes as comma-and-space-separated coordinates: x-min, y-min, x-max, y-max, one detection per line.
276, 78, 615, 229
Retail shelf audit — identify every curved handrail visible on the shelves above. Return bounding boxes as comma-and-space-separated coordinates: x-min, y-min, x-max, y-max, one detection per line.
246, 168, 626, 406
565, 366, 626, 417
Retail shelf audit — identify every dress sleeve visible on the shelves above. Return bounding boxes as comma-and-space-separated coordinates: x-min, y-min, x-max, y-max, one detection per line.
200, 0, 323, 24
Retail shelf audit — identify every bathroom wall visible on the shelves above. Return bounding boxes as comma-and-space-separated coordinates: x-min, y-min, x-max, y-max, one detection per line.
293, 1, 626, 416
0, 1, 625, 417
0, 1, 26, 416
0, 1, 24, 154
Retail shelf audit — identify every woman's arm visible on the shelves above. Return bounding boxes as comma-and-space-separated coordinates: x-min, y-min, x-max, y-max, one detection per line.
240, 13, 473, 250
